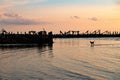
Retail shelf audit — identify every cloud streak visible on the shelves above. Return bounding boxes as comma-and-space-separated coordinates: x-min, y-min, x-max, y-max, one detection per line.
0, 18, 40, 25
0, 0, 27, 9
89, 17, 98, 21
0, 13, 47, 25
3, 13, 21, 18
0, 0, 46, 9
71, 16, 80, 19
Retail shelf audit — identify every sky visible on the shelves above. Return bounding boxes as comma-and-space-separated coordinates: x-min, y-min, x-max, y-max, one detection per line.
0, 0, 120, 33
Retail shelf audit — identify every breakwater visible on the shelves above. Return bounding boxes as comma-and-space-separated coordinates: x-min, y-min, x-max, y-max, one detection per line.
0, 29, 53, 45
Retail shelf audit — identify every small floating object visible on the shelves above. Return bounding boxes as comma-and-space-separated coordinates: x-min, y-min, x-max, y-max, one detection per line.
90, 41, 95, 47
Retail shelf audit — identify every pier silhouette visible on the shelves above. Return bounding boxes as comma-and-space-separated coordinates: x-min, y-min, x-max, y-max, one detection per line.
0, 29, 53, 46
0, 29, 119, 47
53, 30, 120, 38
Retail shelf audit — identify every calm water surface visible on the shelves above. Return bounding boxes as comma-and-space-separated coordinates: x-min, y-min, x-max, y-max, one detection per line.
0, 38, 120, 80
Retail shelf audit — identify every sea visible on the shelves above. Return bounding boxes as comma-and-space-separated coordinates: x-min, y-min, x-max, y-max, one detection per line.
0, 38, 120, 80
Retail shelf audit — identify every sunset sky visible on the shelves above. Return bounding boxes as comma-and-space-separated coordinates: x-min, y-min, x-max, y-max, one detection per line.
0, 0, 120, 33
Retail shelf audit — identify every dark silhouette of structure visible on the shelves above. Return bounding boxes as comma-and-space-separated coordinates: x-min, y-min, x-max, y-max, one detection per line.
53, 30, 120, 38
0, 29, 53, 46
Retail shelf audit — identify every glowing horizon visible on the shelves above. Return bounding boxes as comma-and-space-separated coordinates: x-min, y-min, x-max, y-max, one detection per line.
0, 0, 120, 33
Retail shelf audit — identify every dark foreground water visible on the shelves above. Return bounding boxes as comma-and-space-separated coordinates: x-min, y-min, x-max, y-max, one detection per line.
0, 38, 120, 80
